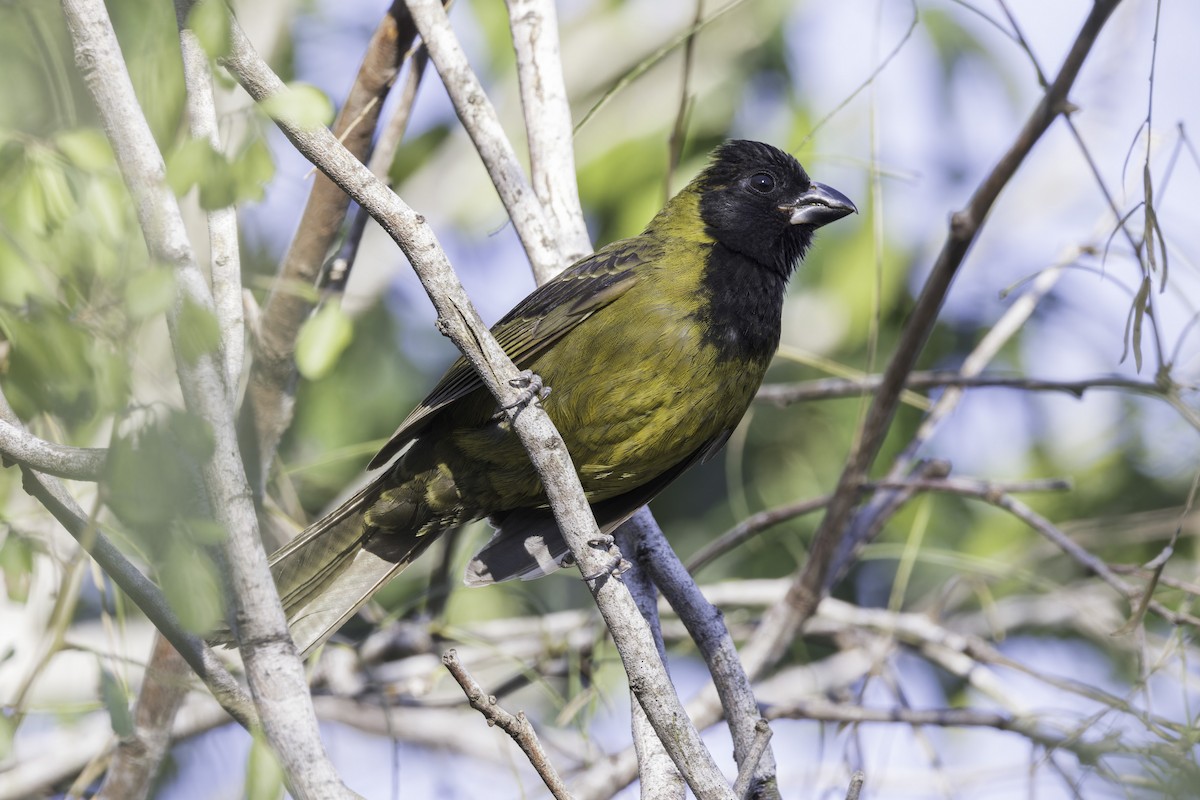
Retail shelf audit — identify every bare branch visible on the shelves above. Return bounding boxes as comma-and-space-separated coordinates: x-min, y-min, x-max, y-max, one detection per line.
96, 637, 191, 800
405, 0, 564, 282
442, 649, 572, 800
756, 371, 1184, 406
688, 473, 1067, 574
221, 15, 733, 798
175, 0, 244, 397
615, 516, 685, 800
0, 418, 106, 480
505, 0, 592, 268
731, 720, 772, 800
60, 2, 350, 795
631, 509, 779, 797
844, 771, 865, 800
738, 0, 1125, 680
245, 1, 417, 484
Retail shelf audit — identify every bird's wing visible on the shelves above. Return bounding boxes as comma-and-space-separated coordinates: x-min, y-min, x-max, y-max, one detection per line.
367, 239, 649, 469
462, 430, 732, 585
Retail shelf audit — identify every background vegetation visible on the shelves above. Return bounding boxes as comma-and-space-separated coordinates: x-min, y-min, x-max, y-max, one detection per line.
1, 0, 1197, 798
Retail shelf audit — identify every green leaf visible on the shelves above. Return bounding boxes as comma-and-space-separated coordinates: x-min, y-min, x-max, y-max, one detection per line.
232, 136, 274, 203
99, 665, 135, 738
296, 301, 354, 380
105, 410, 213, 537
0, 238, 49, 305
124, 267, 177, 321
160, 535, 224, 633
177, 297, 221, 364
0, 535, 33, 603
166, 137, 215, 197
187, 0, 231, 60
54, 129, 114, 171
260, 83, 334, 131
244, 734, 285, 800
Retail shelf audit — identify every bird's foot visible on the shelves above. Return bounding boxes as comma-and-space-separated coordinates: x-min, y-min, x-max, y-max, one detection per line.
580, 534, 630, 584
503, 370, 551, 411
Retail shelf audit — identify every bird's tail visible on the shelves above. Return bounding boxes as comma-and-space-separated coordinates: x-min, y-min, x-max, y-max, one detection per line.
217, 471, 450, 656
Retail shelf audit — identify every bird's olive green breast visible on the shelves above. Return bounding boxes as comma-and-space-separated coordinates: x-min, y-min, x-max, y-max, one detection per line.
440, 192, 780, 509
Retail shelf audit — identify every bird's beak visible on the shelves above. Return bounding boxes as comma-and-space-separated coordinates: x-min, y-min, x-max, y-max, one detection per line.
781, 182, 857, 227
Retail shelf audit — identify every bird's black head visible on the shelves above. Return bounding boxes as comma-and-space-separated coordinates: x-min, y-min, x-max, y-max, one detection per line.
697, 140, 855, 278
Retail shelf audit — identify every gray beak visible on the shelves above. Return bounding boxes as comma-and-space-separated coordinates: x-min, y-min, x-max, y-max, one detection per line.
782, 182, 857, 227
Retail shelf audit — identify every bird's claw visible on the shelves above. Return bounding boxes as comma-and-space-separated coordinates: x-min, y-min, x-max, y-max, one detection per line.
580, 534, 628, 583
503, 370, 551, 411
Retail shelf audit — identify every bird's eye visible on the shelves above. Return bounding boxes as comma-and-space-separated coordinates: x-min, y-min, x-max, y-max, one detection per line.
749, 172, 775, 194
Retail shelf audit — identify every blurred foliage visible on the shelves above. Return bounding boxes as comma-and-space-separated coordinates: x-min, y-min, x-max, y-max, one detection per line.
0, 0, 1197, 795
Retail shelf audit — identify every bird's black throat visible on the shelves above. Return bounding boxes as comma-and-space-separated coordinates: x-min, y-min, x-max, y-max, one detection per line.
694, 242, 788, 364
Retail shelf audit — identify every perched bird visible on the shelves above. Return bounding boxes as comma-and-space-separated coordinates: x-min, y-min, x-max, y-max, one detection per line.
260, 140, 855, 655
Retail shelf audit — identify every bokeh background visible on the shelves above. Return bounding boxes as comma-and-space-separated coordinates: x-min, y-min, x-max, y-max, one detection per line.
2, 0, 1198, 797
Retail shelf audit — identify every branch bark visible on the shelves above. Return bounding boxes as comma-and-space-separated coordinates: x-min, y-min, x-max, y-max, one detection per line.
0, 419, 106, 480
505, 0, 593, 272
59, 2, 352, 796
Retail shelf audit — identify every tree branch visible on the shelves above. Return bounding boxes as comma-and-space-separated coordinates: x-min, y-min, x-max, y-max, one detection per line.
0, 391, 257, 734
221, 14, 733, 798
245, 0, 418, 486
442, 649, 571, 800
60, 2, 351, 795
0, 418, 106, 481
631, 508, 779, 798
405, 0, 564, 282
175, 0, 244, 399
737, 0, 1125, 680
615, 516, 686, 800
505, 0, 593, 270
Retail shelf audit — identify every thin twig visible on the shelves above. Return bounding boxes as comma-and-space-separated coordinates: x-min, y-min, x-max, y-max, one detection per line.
738, 0, 1125, 681
332, 45, 431, 293
687, 474, 1069, 574
442, 649, 572, 800
731, 719, 772, 800
756, 371, 1184, 406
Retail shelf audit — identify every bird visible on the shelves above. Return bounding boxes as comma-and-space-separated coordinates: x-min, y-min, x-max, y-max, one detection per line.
252, 140, 855, 656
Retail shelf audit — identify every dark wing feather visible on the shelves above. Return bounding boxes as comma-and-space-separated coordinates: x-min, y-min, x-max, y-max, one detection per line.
368, 239, 650, 469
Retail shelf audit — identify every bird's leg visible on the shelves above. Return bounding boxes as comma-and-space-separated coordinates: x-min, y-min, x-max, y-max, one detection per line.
580, 533, 630, 583
503, 370, 551, 410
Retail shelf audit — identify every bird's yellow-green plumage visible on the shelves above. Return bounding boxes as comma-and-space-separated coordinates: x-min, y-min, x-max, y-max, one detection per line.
238, 140, 855, 656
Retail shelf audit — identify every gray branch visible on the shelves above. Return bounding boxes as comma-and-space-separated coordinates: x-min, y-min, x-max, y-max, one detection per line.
59, 2, 353, 796
505, 0, 593, 271
221, 14, 734, 798
0, 418, 106, 481
405, 0, 564, 281
175, 1, 244, 398
630, 508, 779, 798
615, 518, 686, 800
